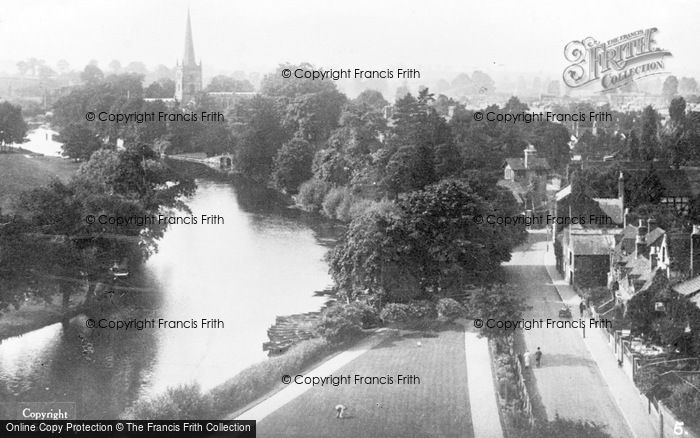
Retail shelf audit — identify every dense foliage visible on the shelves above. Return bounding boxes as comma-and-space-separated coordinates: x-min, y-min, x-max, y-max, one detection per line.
0, 143, 194, 310
329, 180, 525, 303
520, 416, 612, 438
0, 101, 28, 145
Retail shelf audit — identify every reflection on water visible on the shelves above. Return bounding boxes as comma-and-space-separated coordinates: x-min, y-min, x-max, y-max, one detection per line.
0, 179, 334, 418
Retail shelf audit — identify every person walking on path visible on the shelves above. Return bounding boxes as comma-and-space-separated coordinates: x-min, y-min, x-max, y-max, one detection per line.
534, 347, 542, 367
579, 300, 586, 317
523, 350, 531, 369
335, 404, 346, 419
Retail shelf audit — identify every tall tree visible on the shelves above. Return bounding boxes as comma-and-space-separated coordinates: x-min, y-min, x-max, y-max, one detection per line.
0, 101, 28, 145
228, 95, 288, 181
81, 64, 104, 85
626, 130, 640, 160
329, 180, 523, 301
272, 137, 314, 194
662, 75, 679, 103
59, 123, 103, 161
205, 75, 254, 92
640, 105, 659, 161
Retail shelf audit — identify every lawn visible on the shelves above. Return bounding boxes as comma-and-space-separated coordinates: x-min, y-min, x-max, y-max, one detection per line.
0, 153, 78, 214
257, 323, 473, 438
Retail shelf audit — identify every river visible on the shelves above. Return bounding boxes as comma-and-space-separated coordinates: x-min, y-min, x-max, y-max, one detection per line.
0, 178, 337, 419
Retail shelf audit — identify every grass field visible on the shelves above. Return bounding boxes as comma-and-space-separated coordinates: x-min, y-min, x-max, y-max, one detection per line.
257, 323, 473, 438
0, 153, 78, 214
0, 293, 84, 340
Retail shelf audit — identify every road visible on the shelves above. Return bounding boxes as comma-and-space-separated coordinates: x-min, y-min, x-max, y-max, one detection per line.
504, 232, 634, 438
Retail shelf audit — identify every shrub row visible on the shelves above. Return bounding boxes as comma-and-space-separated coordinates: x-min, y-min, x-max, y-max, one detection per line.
296, 179, 396, 222
123, 337, 335, 420
379, 298, 465, 323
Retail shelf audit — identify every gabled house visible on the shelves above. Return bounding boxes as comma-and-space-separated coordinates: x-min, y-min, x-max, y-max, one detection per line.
552, 171, 625, 239
609, 219, 667, 305
557, 225, 617, 287
498, 144, 551, 212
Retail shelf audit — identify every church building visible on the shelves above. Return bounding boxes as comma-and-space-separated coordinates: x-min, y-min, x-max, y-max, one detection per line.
174, 10, 202, 105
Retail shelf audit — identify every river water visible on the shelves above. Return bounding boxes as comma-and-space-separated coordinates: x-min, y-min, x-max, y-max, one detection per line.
0, 178, 336, 419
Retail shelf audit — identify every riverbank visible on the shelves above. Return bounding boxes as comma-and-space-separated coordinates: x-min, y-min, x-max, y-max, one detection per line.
0, 269, 158, 342
121, 334, 353, 420
165, 157, 293, 206
0, 152, 78, 213
0, 294, 84, 340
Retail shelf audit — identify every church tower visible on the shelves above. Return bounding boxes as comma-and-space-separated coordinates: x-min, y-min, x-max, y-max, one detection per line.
174, 10, 202, 104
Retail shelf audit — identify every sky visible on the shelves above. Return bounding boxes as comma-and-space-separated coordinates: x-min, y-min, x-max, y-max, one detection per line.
0, 0, 698, 81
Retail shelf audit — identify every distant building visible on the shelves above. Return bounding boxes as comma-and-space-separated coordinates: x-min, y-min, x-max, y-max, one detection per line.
174, 10, 202, 105
162, 10, 254, 109
499, 144, 551, 211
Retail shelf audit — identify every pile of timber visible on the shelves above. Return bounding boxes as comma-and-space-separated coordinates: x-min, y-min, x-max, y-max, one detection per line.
263, 311, 322, 356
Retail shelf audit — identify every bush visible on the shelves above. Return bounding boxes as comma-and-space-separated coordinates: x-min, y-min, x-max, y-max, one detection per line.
436, 298, 465, 320
348, 198, 376, 220
363, 199, 399, 217
350, 300, 382, 328
297, 178, 330, 213
322, 187, 348, 219
407, 300, 437, 319
315, 302, 366, 343
664, 380, 700, 431
522, 415, 612, 438
122, 383, 212, 420
379, 303, 412, 323
335, 191, 355, 222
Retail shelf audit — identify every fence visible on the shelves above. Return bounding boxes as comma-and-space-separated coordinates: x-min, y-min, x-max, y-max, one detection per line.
589, 306, 699, 438
513, 357, 535, 427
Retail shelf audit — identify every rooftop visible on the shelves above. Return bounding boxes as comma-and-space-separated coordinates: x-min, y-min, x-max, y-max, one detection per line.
672, 275, 700, 298
571, 234, 616, 256
504, 157, 551, 171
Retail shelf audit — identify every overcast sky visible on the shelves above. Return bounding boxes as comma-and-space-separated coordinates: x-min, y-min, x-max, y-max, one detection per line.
1, 0, 698, 80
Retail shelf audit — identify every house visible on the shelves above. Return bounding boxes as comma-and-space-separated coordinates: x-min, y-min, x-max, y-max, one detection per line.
655, 167, 700, 214
551, 171, 626, 243
498, 144, 551, 212
565, 161, 700, 216
609, 219, 667, 306
557, 224, 617, 287
672, 275, 700, 311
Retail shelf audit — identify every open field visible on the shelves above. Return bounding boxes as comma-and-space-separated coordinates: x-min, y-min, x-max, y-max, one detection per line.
0, 153, 78, 214
257, 323, 473, 438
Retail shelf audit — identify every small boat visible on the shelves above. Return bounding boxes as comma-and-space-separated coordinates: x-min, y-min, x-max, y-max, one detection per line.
109, 262, 129, 279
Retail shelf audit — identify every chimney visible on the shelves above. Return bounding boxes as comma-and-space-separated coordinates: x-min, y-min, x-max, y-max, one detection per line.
524, 144, 536, 168
692, 225, 700, 277
647, 218, 656, 232
635, 219, 648, 259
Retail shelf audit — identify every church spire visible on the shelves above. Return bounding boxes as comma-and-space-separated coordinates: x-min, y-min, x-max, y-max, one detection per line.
183, 9, 196, 66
